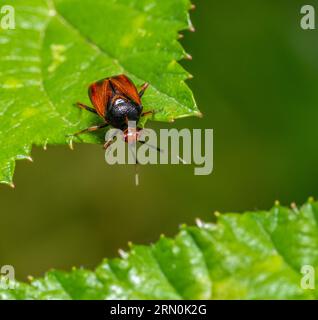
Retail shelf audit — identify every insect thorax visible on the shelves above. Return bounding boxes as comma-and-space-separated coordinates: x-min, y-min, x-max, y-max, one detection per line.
107, 97, 142, 129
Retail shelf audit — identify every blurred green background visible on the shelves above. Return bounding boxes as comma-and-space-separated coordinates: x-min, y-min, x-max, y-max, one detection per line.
1, 0, 318, 280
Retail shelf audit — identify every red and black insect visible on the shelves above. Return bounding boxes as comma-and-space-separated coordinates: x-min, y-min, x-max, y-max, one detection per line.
72, 74, 153, 147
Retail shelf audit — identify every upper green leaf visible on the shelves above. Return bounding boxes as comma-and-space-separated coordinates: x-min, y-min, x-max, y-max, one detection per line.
1, 200, 318, 299
0, 0, 199, 186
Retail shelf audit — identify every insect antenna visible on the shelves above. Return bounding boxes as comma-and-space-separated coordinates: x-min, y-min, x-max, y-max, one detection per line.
130, 140, 188, 186
177, 155, 187, 164
138, 140, 163, 153
128, 143, 139, 186
135, 159, 139, 187
138, 140, 187, 163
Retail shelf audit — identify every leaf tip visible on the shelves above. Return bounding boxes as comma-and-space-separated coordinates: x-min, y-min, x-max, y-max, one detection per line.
214, 211, 221, 218
195, 218, 204, 228
308, 196, 315, 203
185, 53, 193, 61
0, 180, 16, 189
68, 138, 74, 151
195, 111, 203, 118
189, 24, 196, 33
290, 202, 299, 213
118, 249, 128, 259
43, 139, 49, 151
26, 156, 33, 163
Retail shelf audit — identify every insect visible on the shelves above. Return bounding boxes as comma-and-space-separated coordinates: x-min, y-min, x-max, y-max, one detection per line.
71, 74, 159, 185
72, 74, 153, 148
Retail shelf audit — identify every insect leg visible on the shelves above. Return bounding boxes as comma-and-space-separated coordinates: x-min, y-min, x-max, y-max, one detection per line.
139, 83, 149, 98
103, 136, 116, 150
138, 140, 163, 153
70, 123, 109, 137
75, 102, 97, 114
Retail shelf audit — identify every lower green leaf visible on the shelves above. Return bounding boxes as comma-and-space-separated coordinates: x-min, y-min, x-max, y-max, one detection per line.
1, 200, 318, 300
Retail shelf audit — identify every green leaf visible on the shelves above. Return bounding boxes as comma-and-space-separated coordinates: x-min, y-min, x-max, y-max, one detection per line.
0, 0, 199, 186
1, 200, 318, 299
